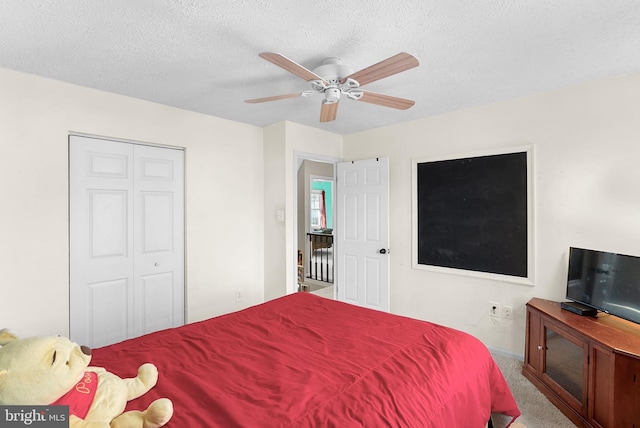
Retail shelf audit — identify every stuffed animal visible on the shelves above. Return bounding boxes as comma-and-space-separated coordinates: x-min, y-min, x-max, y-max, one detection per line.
0, 328, 172, 428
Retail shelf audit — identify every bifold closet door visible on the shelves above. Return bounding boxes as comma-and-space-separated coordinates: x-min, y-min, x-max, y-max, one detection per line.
69, 135, 184, 348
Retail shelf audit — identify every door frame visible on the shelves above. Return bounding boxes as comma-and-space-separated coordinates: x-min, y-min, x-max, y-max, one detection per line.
70, 131, 187, 151
290, 151, 341, 295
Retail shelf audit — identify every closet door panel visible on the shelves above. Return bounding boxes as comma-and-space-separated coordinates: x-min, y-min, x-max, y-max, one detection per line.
138, 273, 175, 335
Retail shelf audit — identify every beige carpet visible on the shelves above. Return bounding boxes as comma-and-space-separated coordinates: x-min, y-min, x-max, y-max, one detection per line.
491, 352, 576, 428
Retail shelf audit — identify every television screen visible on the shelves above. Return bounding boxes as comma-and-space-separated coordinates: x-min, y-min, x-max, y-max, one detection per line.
567, 247, 640, 325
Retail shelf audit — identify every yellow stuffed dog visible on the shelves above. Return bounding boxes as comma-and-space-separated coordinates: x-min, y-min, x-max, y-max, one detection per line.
0, 328, 172, 427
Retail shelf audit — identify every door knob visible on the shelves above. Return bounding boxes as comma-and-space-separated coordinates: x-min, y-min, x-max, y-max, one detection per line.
379, 249, 389, 254
154, 262, 160, 266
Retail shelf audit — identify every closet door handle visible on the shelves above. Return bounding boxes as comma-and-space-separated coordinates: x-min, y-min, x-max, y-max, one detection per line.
379, 249, 389, 254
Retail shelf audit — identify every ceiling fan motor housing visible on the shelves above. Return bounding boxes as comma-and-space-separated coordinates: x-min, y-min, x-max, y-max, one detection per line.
312, 58, 360, 103
313, 57, 354, 83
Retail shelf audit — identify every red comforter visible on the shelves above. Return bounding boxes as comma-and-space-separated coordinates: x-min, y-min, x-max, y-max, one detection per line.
92, 292, 519, 427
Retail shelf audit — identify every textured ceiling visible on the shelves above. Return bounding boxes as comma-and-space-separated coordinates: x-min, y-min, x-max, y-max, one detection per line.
1, 1, 640, 135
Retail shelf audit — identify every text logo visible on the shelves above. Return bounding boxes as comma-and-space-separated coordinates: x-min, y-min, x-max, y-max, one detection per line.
0, 406, 68, 427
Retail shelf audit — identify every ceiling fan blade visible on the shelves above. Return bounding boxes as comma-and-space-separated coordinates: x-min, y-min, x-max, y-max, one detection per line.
245, 93, 302, 103
320, 101, 339, 122
357, 91, 415, 110
343, 52, 419, 86
259, 52, 328, 84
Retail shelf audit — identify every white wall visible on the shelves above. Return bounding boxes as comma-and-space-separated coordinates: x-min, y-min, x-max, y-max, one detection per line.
4, 65, 638, 357
0, 68, 265, 338
343, 72, 640, 356
263, 122, 287, 301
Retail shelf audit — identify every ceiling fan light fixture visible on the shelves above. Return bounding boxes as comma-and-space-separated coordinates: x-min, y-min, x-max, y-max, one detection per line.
324, 87, 341, 103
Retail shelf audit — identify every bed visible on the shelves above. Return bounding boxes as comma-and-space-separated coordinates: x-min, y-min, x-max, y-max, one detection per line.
91, 292, 520, 427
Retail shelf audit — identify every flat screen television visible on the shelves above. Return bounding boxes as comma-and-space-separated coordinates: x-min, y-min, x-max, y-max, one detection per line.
566, 247, 640, 325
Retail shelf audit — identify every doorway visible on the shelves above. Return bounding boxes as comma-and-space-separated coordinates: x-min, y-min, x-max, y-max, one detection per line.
294, 153, 337, 297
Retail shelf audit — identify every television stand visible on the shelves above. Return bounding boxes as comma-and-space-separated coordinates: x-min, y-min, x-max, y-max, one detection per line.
523, 298, 640, 427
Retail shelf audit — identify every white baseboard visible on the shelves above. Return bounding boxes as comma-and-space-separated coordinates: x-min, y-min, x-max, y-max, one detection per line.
486, 345, 524, 362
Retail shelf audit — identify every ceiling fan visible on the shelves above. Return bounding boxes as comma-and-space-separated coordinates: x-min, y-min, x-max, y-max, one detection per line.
245, 52, 419, 123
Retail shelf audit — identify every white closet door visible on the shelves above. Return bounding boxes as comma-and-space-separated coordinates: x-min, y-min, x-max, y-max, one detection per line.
69, 135, 184, 347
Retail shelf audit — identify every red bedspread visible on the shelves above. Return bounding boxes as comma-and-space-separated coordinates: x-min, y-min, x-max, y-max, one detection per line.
92, 292, 520, 427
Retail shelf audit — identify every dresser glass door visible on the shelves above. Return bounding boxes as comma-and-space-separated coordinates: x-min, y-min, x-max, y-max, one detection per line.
543, 322, 585, 408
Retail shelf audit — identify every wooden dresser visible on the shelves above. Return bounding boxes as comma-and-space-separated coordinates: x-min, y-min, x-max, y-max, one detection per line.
523, 298, 640, 427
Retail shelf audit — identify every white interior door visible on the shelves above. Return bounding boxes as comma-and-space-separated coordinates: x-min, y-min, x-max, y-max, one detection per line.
69, 135, 184, 347
336, 157, 389, 311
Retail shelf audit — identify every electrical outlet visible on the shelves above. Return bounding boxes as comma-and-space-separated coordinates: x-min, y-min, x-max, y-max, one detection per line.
489, 301, 501, 318
503, 306, 513, 320
235, 291, 243, 302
